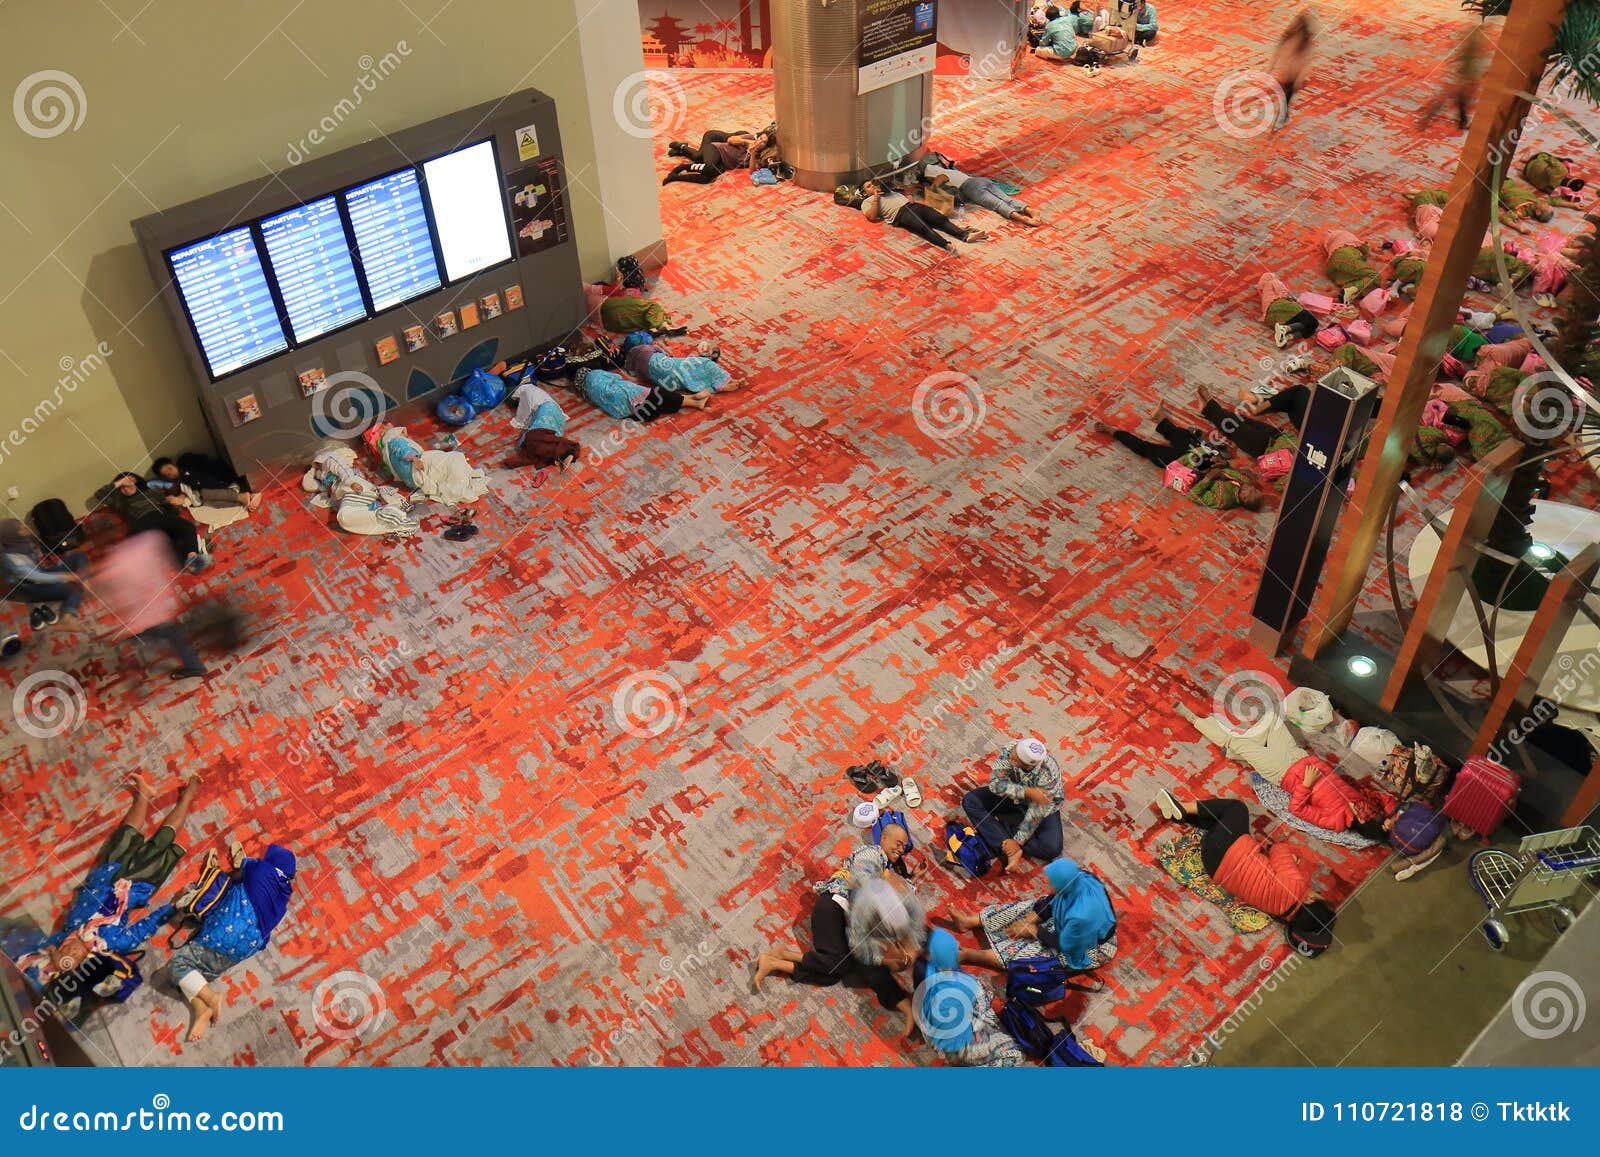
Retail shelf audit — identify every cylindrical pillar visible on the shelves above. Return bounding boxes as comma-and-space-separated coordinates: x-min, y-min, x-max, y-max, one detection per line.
773, 0, 937, 192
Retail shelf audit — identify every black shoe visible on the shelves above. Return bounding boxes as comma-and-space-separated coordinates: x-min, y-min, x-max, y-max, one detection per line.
31, 605, 59, 629
845, 765, 877, 792
865, 760, 898, 789
170, 668, 207, 681
654, 325, 688, 339
667, 141, 693, 159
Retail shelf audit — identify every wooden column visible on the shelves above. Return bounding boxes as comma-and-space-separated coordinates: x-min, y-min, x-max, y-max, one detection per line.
1563, 753, 1600, 824
1302, 0, 1566, 658
1471, 542, 1600, 756
1381, 440, 1522, 710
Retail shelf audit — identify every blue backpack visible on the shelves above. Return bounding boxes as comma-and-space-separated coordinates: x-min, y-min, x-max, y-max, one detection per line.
942, 821, 992, 876
997, 1000, 1054, 1058
1006, 955, 1072, 1005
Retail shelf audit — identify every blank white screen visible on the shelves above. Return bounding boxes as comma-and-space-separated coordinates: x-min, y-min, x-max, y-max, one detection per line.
423, 140, 513, 281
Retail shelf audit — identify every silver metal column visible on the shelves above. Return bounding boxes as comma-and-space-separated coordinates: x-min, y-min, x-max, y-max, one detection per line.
772, 0, 937, 192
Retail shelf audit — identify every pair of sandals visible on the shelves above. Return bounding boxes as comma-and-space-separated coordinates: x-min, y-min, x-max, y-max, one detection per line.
442, 512, 480, 543
845, 760, 923, 808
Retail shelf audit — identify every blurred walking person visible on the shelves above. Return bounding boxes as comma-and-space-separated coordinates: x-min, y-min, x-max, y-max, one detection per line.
1419, 23, 1488, 132
95, 530, 208, 681
1270, 12, 1316, 130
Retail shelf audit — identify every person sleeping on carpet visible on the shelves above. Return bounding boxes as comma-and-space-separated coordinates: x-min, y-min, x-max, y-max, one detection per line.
506, 376, 580, 472
1152, 788, 1339, 955
860, 178, 989, 253
920, 159, 1044, 227
937, 857, 1117, 979
752, 875, 923, 1038
618, 331, 738, 395
570, 365, 712, 423
1092, 405, 1267, 511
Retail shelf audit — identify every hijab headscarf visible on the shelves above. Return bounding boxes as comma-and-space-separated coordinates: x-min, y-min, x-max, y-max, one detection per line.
919, 928, 978, 1053
242, 845, 297, 941
620, 330, 656, 353
1046, 858, 1116, 970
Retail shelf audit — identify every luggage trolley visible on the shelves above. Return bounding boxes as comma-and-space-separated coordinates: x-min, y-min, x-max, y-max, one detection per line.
1468, 825, 1600, 950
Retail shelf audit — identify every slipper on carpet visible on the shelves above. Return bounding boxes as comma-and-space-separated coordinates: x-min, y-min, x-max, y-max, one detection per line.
1248, 773, 1380, 850
1154, 829, 1271, 935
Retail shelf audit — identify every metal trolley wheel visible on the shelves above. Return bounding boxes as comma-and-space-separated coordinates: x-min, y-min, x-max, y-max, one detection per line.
1552, 905, 1577, 934
1481, 918, 1511, 951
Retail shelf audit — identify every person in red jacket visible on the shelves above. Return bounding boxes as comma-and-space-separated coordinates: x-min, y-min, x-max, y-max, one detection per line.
1154, 788, 1338, 954
1281, 755, 1393, 838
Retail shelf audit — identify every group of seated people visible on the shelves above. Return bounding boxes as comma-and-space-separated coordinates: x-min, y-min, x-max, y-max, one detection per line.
750, 732, 1340, 1066
1032, 1, 1157, 67
16, 772, 297, 1045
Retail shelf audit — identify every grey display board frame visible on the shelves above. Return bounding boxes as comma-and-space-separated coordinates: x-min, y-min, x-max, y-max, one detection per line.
131, 88, 584, 484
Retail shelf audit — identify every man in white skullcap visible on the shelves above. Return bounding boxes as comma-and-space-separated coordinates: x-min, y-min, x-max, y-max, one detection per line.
962, 735, 1064, 871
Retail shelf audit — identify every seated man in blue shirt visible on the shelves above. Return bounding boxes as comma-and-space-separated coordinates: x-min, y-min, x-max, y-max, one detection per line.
1133, 0, 1158, 46
1033, 5, 1079, 60
962, 736, 1066, 870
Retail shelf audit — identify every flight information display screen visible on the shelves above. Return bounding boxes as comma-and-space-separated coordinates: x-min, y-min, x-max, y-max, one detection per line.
259, 196, 368, 343
423, 140, 513, 281
168, 227, 290, 379
343, 168, 442, 312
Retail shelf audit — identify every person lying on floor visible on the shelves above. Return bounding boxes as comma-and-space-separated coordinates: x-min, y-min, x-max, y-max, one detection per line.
1032, 5, 1079, 59
1194, 384, 1298, 476
619, 331, 737, 395
1256, 272, 1321, 347
940, 857, 1117, 976
1152, 788, 1338, 952
150, 454, 262, 513
921, 159, 1043, 226
17, 773, 199, 1010
169, 840, 297, 1043
1283, 756, 1393, 838
662, 128, 774, 184
753, 875, 924, 1037
916, 929, 1026, 1067
860, 178, 988, 252
597, 294, 690, 337
1324, 229, 1382, 304
1, 517, 89, 631
1092, 407, 1267, 511
816, 823, 925, 895
102, 471, 208, 573
1523, 151, 1586, 196
962, 736, 1065, 870
571, 365, 711, 422
506, 375, 580, 471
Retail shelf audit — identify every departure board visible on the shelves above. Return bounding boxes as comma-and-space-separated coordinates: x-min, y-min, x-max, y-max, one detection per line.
259, 196, 368, 343
343, 169, 442, 312
168, 228, 290, 380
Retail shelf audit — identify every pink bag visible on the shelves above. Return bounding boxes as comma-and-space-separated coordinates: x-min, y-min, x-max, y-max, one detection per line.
1358, 287, 1389, 317
1256, 448, 1294, 481
1315, 326, 1347, 350
1346, 320, 1373, 346
1297, 291, 1336, 315
1440, 353, 1467, 378
1163, 461, 1198, 494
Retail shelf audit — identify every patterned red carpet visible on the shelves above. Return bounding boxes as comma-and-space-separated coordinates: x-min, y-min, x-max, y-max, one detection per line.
3, 3, 1595, 1066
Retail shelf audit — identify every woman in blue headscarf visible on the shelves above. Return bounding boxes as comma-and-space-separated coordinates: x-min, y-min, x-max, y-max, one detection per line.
571, 365, 711, 422
619, 331, 737, 395
917, 929, 1024, 1066
939, 856, 1118, 975
168, 842, 297, 1045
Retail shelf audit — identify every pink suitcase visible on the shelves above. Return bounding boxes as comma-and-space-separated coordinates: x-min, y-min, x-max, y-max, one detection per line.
1441, 757, 1520, 839
1315, 326, 1346, 350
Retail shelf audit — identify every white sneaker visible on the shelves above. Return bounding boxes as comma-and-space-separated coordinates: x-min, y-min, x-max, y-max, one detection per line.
1396, 847, 1443, 881
1274, 323, 1292, 348
1284, 353, 1311, 372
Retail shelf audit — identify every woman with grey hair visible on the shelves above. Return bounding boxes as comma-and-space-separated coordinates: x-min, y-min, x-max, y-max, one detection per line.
753, 873, 925, 1036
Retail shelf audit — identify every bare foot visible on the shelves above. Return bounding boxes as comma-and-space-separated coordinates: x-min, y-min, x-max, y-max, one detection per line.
127, 774, 156, 801
1090, 420, 1116, 438
1195, 382, 1214, 406
965, 229, 990, 243
684, 393, 711, 410
717, 379, 743, 392
1151, 399, 1168, 424
186, 1000, 214, 1043
752, 952, 781, 992
245, 493, 263, 512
